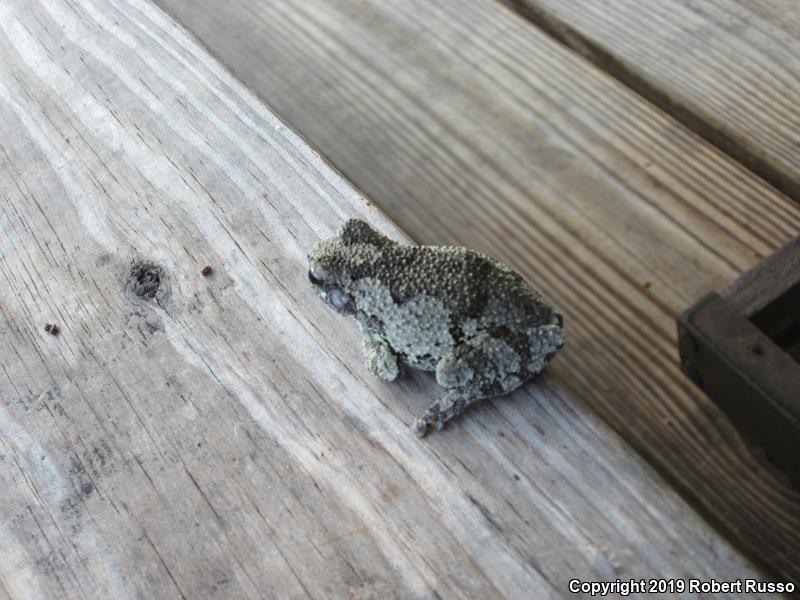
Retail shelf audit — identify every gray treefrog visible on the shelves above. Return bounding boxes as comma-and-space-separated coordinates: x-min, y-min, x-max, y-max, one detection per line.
308, 219, 564, 436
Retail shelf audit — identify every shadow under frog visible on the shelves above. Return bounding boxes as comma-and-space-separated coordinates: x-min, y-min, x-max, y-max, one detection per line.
308, 219, 564, 436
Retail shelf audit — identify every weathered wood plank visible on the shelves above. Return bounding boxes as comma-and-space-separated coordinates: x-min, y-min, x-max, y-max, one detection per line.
500, 0, 800, 200
153, 0, 800, 580
0, 0, 774, 598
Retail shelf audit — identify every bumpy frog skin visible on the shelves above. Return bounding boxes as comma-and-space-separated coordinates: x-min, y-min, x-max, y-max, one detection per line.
308, 219, 564, 436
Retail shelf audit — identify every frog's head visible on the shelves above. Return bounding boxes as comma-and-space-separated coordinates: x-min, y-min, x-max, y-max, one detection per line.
307, 219, 393, 314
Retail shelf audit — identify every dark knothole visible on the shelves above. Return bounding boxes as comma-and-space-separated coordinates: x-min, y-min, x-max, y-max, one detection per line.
128, 261, 163, 300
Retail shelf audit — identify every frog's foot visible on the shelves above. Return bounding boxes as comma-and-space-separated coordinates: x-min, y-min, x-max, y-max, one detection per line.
413, 390, 471, 437
362, 333, 400, 382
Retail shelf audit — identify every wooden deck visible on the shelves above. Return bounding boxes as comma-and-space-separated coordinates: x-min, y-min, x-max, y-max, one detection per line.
0, 0, 798, 597
155, 0, 800, 584
501, 0, 800, 199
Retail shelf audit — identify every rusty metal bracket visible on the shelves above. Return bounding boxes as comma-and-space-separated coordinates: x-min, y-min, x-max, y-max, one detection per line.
678, 236, 800, 483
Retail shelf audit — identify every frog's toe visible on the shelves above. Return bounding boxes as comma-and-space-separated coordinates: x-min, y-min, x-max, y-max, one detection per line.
373, 362, 400, 382
413, 406, 440, 437
413, 417, 431, 437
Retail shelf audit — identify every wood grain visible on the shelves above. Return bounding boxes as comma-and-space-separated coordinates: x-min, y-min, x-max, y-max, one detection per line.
500, 0, 800, 200
0, 0, 774, 597
152, 0, 800, 581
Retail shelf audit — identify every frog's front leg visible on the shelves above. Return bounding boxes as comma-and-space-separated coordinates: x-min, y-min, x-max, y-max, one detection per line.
414, 323, 563, 437
362, 332, 400, 382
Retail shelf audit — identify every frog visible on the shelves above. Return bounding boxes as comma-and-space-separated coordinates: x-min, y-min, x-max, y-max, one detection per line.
307, 219, 564, 436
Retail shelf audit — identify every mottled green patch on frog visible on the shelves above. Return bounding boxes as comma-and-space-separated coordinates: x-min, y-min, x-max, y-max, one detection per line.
308, 218, 565, 436
352, 279, 455, 368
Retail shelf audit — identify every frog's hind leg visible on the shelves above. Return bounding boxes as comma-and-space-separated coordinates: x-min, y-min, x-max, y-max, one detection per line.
414, 323, 564, 437
414, 390, 472, 437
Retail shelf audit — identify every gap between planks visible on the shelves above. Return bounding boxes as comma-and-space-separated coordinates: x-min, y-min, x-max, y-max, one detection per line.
499, 0, 800, 201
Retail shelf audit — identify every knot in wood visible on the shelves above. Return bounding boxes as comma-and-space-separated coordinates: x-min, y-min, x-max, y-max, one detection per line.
128, 261, 164, 300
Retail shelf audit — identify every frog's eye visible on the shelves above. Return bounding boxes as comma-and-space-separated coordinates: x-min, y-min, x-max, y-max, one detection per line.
308, 270, 324, 285
328, 288, 351, 309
